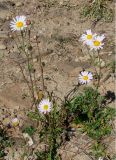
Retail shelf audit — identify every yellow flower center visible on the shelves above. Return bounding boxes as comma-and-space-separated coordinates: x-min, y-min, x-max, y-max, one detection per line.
94, 40, 101, 46
87, 34, 92, 40
16, 21, 24, 28
43, 105, 49, 110
12, 119, 19, 127
83, 75, 89, 80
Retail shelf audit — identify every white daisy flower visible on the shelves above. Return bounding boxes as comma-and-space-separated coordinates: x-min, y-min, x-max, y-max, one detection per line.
98, 157, 103, 160
80, 29, 96, 45
89, 35, 105, 50
38, 99, 52, 114
79, 71, 93, 84
11, 118, 19, 127
10, 16, 27, 31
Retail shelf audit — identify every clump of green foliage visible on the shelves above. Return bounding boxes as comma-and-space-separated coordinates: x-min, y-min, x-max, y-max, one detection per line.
28, 99, 65, 160
112, 154, 116, 160
27, 87, 115, 159
0, 126, 12, 158
23, 126, 36, 136
81, 0, 113, 22
65, 87, 115, 158
35, 150, 61, 160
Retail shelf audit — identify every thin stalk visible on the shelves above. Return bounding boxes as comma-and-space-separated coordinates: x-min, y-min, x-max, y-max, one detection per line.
26, 52, 35, 104
45, 115, 48, 160
36, 37, 45, 92
13, 60, 32, 98
97, 50, 102, 88
49, 103, 56, 159
87, 48, 99, 76
12, 37, 34, 102
87, 48, 101, 88
20, 31, 35, 104
27, 29, 38, 96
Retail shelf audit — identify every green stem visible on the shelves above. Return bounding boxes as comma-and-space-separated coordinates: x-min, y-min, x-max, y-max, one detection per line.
97, 50, 101, 88
20, 30, 35, 104
87, 48, 101, 88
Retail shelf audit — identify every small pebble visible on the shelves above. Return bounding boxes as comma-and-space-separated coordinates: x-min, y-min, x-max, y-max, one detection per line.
16, 2, 24, 7
0, 43, 6, 50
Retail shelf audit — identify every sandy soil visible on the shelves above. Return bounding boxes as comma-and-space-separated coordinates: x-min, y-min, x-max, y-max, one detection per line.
0, 0, 115, 160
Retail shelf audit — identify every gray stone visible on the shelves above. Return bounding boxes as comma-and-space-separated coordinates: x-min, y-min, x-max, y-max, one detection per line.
15, 2, 24, 7
0, 43, 6, 50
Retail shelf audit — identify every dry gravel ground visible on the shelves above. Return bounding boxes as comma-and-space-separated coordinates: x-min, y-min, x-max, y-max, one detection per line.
0, 0, 115, 160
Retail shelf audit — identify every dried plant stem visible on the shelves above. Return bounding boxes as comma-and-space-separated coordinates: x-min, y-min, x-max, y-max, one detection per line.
36, 38, 45, 92
21, 31, 36, 104
26, 53, 35, 103
27, 29, 38, 95
65, 83, 80, 100
12, 59, 32, 98
12, 38, 35, 103
13, 32, 36, 104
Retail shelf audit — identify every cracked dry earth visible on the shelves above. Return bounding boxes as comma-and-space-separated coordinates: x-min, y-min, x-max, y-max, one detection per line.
0, 0, 115, 160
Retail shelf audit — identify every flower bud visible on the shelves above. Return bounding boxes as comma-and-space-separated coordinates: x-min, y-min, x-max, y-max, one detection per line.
26, 19, 31, 25
11, 118, 19, 127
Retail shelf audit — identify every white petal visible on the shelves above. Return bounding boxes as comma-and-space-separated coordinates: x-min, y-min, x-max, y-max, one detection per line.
80, 34, 86, 41
96, 35, 105, 42
85, 40, 93, 45
86, 29, 92, 35
16, 16, 20, 21
88, 72, 93, 76
81, 71, 88, 76
10, 21, 16, 25
99, 35, 105, 41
